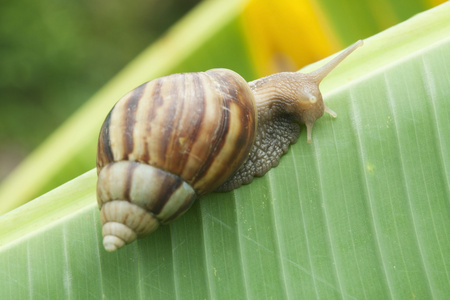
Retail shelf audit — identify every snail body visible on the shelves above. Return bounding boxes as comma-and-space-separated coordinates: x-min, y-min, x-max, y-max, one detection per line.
97, 40, 363, 251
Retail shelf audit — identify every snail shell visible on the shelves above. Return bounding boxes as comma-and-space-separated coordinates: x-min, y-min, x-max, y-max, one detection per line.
97, 40, 363, 251
97, 69, 257, 251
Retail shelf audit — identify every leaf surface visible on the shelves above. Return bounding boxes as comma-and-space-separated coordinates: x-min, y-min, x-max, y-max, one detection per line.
1, 3, 449, 299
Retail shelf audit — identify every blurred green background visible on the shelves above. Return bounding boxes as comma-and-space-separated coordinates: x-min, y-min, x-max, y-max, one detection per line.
0, 0, 445, 212
0, 0, 201, 180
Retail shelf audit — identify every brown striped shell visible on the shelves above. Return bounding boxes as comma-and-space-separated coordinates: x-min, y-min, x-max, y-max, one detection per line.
97, 69, 257, 251
97, 41, 363, 252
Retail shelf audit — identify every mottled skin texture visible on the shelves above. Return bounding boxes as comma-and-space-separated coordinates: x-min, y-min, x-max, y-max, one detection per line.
215, 73, 320, 192
215, 110, 300, 192
217, 40, 363, 191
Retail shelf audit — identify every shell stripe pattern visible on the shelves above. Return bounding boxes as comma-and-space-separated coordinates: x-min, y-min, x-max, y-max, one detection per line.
97, 161, 196, 224
97, 69, 257, 197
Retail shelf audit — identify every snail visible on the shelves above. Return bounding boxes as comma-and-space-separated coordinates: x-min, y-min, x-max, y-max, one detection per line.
96, 40, 363, 251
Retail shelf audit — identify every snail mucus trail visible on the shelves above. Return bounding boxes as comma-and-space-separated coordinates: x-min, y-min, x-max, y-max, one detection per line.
96, 40, 363, 251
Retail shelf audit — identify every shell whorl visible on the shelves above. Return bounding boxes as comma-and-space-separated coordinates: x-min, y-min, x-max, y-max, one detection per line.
96, 69, 257, 251
97, 161, 197, 251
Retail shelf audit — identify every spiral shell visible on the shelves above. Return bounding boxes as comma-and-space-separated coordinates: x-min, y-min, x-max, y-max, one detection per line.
97, 69, 257, 251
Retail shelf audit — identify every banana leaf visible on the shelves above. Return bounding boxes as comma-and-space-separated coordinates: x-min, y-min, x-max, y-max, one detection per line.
1, 2, 449, 299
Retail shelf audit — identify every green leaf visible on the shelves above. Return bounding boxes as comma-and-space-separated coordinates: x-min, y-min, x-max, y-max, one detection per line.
1, 2, 449, 299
